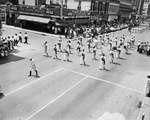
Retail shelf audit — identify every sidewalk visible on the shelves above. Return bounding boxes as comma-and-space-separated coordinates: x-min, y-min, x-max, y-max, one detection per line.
3, 24, 64, 38
137, 97, 150, 120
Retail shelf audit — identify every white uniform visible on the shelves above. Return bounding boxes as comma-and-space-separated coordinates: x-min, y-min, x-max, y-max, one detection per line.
29, 59, 36, 71
43, 42, 48, 56
100, 55, 105, 70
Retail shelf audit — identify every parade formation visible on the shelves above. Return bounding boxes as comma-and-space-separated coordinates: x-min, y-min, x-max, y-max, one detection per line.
0, 24, 148, 74
1, 0, 150, 120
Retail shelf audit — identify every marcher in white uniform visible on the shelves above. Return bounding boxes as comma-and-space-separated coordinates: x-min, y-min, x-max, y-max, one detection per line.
100, 54, 105, 70
42, 41, 48, 57
29, 57, 38, 77
116, 46, 121, 58
92, 46, 97, 60
80, 49, 86, 65
53, 44, 58, 59
109, 49, 114, 63
58, 36, 62, 52
63, 48, 69, 61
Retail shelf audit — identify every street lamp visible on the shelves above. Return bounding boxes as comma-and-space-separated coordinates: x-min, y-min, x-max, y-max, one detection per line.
73, 11, 77, 28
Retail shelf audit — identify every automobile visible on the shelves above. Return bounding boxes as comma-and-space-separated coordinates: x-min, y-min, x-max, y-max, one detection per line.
107, 26, 117, 32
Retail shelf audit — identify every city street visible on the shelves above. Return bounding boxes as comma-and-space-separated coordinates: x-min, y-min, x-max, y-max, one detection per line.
0, 26, 150, 120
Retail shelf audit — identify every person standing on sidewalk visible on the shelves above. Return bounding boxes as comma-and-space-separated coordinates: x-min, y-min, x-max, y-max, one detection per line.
28, 57, 38, 77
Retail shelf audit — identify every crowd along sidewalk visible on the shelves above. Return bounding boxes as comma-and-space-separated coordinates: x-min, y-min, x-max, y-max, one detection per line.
137, 96, 150, 120
2, 24, 65, 38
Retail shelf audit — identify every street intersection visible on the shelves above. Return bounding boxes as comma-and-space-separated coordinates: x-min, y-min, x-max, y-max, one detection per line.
0, 25, 150, 120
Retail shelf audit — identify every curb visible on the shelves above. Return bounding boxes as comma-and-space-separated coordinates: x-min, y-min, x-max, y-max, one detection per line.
137, 97, 150, 120
3, 24, 65, 38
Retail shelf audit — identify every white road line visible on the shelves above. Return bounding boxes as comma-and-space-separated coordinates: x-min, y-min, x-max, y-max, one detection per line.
5, 68, 64, 96
63, 68, 144, 94
24, 76, 88, 120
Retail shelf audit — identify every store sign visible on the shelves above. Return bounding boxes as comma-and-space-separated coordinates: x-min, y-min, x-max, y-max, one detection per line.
46, 10, 54, 15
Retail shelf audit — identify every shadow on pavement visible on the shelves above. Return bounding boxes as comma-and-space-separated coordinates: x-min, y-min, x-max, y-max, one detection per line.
0, 92, 4, 99
0, 54, 25, 65
104, 68, 110, 71
10, 49, 20, 53
119, 57, 127, 60
112, 62, 121, 66
126, 53, 132, 55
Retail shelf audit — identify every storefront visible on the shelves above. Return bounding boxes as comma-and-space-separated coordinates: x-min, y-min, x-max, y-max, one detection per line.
6, 4, 91, 34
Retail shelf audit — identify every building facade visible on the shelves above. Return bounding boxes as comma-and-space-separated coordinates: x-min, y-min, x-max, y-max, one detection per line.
107, 0, 120, 22
90, 0, 109, 26
6, 0, 91, 34
142, 0, 150, 15
118, 0, 132, 23
131, 0, 145, 15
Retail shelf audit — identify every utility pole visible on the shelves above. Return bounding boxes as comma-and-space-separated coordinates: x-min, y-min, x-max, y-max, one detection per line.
138, 0, 142, 15
60, 0, 63, 19
0, 10, 2, 42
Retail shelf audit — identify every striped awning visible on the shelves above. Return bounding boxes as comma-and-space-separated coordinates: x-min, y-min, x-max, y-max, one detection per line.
17, 15, 51, 23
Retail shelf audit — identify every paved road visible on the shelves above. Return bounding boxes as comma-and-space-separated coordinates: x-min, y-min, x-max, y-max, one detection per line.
0, 26, 150, 120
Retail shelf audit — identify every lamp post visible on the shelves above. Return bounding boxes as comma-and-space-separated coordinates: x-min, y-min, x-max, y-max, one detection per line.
138, 0, 142, 15
73, 11, 77, 28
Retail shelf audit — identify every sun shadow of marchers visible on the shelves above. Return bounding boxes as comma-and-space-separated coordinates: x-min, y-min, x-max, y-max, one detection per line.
80, 64, 90, 67
125, 52, 132, 55
0, 92, 4, 99
112, 62, 121, 66
119, 57, 127, 60
53, 58, 61, 61
92, 58, 99, 61
104, 68, 110, 71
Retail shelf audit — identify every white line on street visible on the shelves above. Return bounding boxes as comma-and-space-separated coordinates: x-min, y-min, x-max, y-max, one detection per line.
5, 68, 64, 96
24, 76, 88, 120
62, 68, 144, 94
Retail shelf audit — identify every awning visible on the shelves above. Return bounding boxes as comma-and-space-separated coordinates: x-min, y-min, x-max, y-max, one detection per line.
108, 15, 118, 22
17, 15, 51, 23
55, 22, 69, 27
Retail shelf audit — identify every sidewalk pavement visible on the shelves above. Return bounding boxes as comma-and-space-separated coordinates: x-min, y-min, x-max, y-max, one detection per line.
137, 97, 150, 120
3, 24, 64, 38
